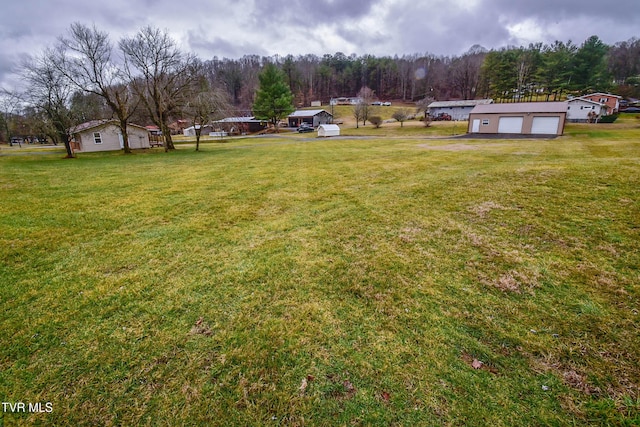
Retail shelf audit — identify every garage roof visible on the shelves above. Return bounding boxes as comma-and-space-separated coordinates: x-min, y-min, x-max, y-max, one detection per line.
288, 109, 332, 118
428, 99, 493, 108
470, 102, 568, 114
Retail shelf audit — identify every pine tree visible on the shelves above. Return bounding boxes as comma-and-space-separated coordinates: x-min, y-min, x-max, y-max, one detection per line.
252, 64, 294, 131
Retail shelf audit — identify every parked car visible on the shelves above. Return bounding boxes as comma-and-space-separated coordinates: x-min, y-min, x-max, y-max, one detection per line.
9, 137, 23, 146
621, 107, 640, 113
297, 123, 314, 133
382, 101, 391, 106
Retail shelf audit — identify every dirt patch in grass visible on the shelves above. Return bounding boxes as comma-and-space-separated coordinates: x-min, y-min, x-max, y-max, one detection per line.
469, 201, 511, 218
491, 269, 541, 293
189, 317, 213, 336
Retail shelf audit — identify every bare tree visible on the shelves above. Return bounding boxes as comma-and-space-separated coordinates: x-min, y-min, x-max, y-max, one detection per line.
416, 97, 434, 122
0, 89, 21, 144
450, 51, 485, 100
184, 73, 230, 151
352, 102, 365, 129
352, 86, 375, 127
57, 23, 139, 153
120, 26, 199, 151
22, 50, 80, 158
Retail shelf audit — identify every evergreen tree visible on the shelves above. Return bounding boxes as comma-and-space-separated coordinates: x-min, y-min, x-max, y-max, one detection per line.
574, 35, 613, 93
252, 64, 294, 131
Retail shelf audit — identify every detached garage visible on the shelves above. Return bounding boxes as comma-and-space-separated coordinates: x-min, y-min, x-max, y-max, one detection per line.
468, 102, 567, 136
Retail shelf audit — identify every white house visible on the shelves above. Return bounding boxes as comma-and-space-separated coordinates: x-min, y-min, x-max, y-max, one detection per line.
580, 93, 621, 115
427, 99, 493, 120
567, 98, 608, 122
70, 120, 150, 152
329, 97, 362, 106
317, 124, 340, 137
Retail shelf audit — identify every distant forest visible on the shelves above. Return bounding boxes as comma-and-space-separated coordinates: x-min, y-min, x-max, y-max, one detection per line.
3, 31, 640, 146
202, 35, 640, 111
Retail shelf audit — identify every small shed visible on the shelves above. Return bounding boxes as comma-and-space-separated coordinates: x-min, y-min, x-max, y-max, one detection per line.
317, 124, 340, 137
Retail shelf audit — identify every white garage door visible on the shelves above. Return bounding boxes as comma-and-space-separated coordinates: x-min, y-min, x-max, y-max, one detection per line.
531, 116, 560, 134
498, 116, 523, 134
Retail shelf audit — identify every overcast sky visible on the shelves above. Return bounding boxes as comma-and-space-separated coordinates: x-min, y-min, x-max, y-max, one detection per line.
1, 0, 639, 90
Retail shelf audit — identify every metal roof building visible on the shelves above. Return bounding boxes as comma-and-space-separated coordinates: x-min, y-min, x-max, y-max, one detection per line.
427, 99, 493, 120
287, 109, 333, 128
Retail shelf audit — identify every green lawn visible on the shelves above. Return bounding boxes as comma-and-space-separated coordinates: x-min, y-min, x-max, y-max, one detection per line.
1, 121, 639, 425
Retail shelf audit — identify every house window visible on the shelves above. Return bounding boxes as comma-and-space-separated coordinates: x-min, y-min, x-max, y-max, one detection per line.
93, 132, 102, 144
482, 119, 489, 126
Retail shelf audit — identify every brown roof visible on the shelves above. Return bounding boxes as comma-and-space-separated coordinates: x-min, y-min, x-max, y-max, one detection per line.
470, 102, 568, 114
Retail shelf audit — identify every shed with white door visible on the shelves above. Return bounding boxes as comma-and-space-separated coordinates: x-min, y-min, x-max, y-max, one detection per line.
317, 124, 340, 137
467, 102, 567, 136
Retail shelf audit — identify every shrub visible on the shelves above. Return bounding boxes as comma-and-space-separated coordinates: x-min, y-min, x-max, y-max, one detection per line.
369, 116, 382, 128
599, 113, 618, 123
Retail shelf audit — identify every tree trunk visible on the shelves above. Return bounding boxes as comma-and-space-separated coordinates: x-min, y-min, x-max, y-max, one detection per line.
62, 135, 74, 158
160, 121, 174, 152
118, 118, 131, 154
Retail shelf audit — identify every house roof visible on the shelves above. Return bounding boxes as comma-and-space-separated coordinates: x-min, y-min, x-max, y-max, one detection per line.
470, 102, 568, 114
184, 124, 213, 131
288, 109, 332, 118
428, 99, 493, 108
213, 116, 263, 123
582, 92, 622, 99
567, 98, 606, 106
70, 119, 147, 134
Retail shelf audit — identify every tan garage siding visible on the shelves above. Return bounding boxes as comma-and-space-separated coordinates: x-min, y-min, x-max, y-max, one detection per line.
467, 102, 567, 136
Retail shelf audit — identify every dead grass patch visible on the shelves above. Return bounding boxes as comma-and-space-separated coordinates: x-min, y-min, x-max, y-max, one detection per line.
189, 317, 213, 336
469, 201, 510, 218
478, 269, 541, 294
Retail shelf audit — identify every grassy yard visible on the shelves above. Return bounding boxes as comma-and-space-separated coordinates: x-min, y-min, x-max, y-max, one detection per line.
1, 120, 639, 425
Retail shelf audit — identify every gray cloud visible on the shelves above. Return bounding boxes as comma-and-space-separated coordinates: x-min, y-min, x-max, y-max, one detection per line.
250, 0, 381, 24
187, 31, 269, 58
1, 0, 639, 90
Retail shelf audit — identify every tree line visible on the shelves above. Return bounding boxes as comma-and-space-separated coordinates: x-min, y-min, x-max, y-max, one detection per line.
205, 35, 640, 107
1, 24, 639, 155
